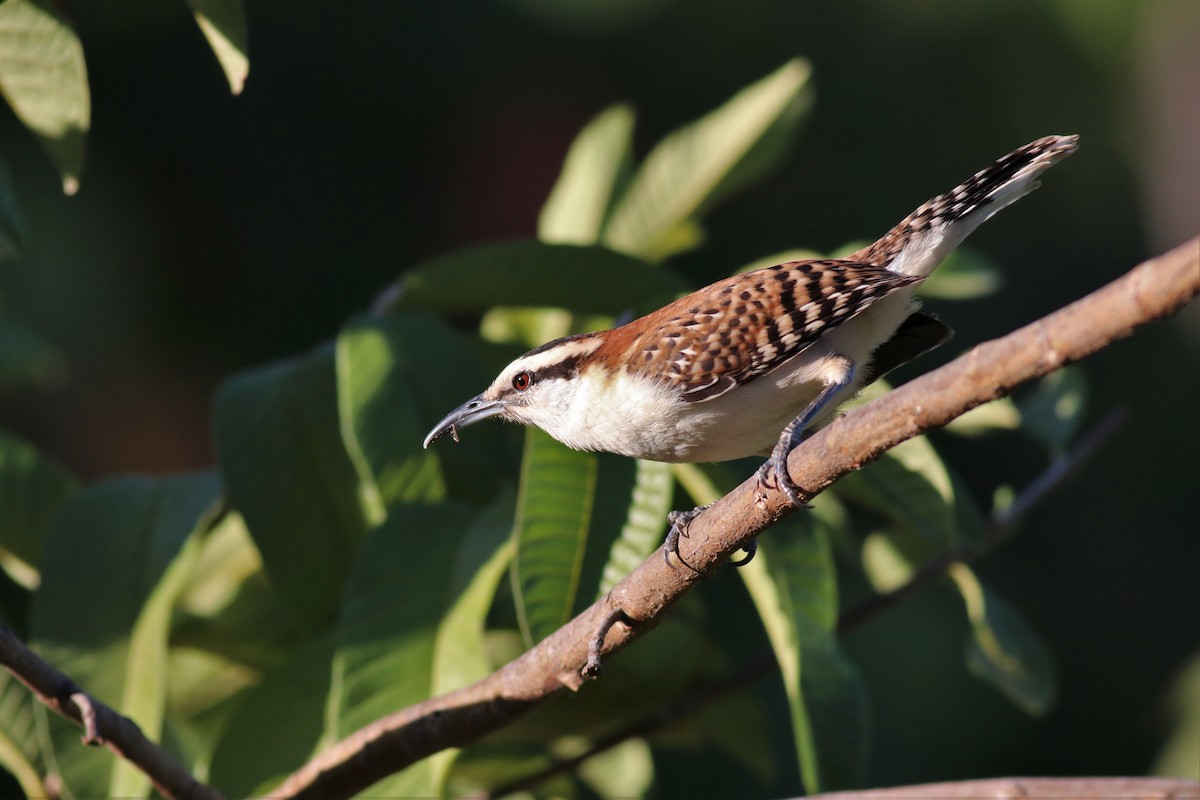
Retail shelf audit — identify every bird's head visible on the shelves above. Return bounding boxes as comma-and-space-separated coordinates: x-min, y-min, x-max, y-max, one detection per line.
423, 332, 604, 448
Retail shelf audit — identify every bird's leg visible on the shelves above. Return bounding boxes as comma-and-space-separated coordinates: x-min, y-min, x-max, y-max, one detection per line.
760, 358, 858, 508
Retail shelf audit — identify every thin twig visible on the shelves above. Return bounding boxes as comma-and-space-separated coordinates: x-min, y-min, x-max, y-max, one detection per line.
0, 627, 225, 800
268, 239, 1199, 800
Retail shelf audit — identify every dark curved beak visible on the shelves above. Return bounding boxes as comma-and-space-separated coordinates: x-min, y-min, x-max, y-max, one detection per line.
423, 395, 506, 448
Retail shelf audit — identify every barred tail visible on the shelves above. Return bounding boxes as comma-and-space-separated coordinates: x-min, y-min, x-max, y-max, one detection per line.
854, 134, 1079, 277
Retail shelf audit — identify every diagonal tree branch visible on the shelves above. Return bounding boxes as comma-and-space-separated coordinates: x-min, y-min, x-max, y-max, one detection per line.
0, 627, 225, 800
488, 407, 1127, 798
270, 238, 1199, 800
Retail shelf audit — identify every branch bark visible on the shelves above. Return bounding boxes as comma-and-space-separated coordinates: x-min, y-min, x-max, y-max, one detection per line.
811, 776, 1199, 799
269, 237, 1199, 799
0, 627, 225, 800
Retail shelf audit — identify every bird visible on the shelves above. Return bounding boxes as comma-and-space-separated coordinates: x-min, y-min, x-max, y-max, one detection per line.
424, 134, 1079, 566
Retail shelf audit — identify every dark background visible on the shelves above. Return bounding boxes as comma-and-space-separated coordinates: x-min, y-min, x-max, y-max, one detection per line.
1, 0, 1196, 789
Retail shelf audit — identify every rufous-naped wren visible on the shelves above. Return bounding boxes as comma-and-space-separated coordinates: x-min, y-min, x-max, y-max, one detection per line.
425, 135, 1078, 564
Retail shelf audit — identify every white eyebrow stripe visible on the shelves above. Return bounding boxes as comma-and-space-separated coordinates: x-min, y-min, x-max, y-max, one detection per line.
504, 337, 603, 376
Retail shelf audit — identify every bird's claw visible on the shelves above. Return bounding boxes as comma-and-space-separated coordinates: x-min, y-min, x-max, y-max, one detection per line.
663, 507, 704, 570
663, 503, 755, 568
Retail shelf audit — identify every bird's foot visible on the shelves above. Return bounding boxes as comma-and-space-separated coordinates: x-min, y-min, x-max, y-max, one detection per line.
756, 452, 812, 511
664, 503, 756, 568
663, 505, 709, 571
582, 605, 634, 679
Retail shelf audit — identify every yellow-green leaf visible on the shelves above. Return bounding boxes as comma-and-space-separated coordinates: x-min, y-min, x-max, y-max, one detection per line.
0, 0, 89, 193
186, 0, 249, 94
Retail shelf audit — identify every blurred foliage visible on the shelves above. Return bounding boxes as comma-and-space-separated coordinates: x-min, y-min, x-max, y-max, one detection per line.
0, 1, 1197, 798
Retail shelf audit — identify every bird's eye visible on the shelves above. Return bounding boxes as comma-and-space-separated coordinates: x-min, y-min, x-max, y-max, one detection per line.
512, 371, 532, 391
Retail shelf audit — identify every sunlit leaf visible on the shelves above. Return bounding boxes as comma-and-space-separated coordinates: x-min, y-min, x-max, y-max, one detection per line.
596, 459, 673, 596
0, 0, 89, 193
480, 305, 573, 349
949, 563, 1057, 716
337, 315, 446, 518
385, 240, 688, 318
185, 0, 249, 94
0, 430, 75, 589
603, 59, 812, 261
576, 737, 654, 799
739, 522, 868, 791
329, 497, 513, 797
30, 473, 220, 799
512, 428, 597, 646
1018, 366, 1088, 454
859, 529, 926, 593
944, 396, 1022, 436
540, 104, 636, 244
1152, 651, 1200, 779
214, 347, 372, 620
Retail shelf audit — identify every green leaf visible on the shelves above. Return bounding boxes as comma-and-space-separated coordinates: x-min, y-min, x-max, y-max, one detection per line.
539, 104, 636, 245
944, 396, 1022, 437
918, 248, 1003, 300
512, 428, 597, 647
0, 160, 31, 262
209, 633, 335, 798
160, 645, 258, 779
0, 671, 47, 799
172, 511, 310, 673
337, 312, 510, 513
329, 497, 513, 797
0, 0, 89, 194
29, 473, 220, 799
949, 563, 1057, 716
0, 430, 74, 589
386, 240, 689, 318
596, 459, 672, 596
739, 522, 868, 792
603, 59, 812, 261
576, 737, 654, 799
479, 305, 574, 348
214, 347, 372, 620
0, 301, 65, 390
1152, 651, 1200, 779
1018, 366, 1088, 454
185, 0, 249, 94
837, 436, 963, 547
